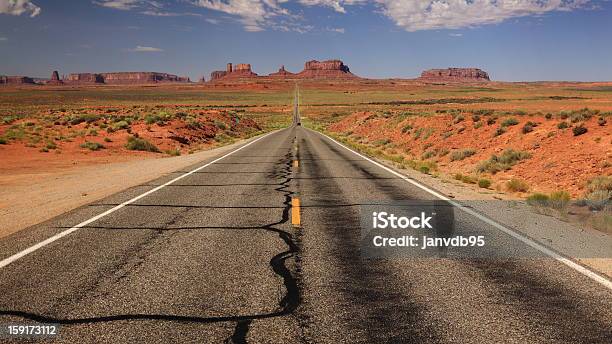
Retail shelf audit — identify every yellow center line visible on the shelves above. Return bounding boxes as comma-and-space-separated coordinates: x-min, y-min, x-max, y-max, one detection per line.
291, 197, 301, 227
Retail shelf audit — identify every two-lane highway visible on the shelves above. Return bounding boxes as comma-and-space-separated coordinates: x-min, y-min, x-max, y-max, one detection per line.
0, 115, 611, 342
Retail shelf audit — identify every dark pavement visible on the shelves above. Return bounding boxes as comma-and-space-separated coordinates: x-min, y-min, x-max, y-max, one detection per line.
0, 124, 611, 343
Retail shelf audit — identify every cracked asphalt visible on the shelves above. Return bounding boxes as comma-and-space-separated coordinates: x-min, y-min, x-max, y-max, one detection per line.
0, 125, 611, 343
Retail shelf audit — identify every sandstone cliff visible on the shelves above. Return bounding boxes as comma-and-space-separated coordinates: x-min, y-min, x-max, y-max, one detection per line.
268, 65, 294, 77
209, 63, 257, 81
0, 76, 36, 85
65, 72, 189, 84
46, 71, 63, 85
297, 60, 357, 78
420, 68, 490, 82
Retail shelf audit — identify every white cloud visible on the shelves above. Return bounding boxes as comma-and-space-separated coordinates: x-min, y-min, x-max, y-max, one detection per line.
0, 36, 7, 41
329, 27, 345, 33
94, 0, 141, 10
128, 45, 164, 52
0, 0, 41, 17
449, 33, 463, 37
194, 0, 290, 32
298, 0, 366, 13
375, 0, 591, 31
205, 18, 219, 24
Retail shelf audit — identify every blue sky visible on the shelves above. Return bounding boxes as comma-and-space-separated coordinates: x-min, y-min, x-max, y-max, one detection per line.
1, 0, 611, 81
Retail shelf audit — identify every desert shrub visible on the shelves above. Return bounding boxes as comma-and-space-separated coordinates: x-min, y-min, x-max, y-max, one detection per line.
413, 128, 423, 139
478, 178, 492, 188
401, 124, 413, 133
125, 136, 159, 152
545, 113, 553, 119
454, 173, 476, 184
584, 190, 611, 211
423, 128, 435, 140
474, 109, 494, 116
80, 141, 104, 151
476, 149, 531, 174
438, 148, 449, 157
473, 121, 483, 129
471, 115, 481, 122
0, 138, 6, 144
506, 178, 529, 192
598, 117, 607, 126
450, 148, 476, 161
559, 111, 570, 119
441, 131, 453, 139
522, 124, 534, 134
373, 139, 391, 146
493, 127, 506, 137
486, 118, 497, 125
557, 121, 569, 129
527, 193, 549, 206
419, 165, 430, 174
514, 110, 527, 116
453, 115, 465, 124
103, 137, 112, 142
549, 191, 571, 209
145, 114, 167, 125
111, 120, 130, 131
454, 173, 464, 181
501, 117, 519, 127
586, 176, 612, 193
421, 150, 436, 160
214, 120, 227, 130
572, 125, 588, 136
69, 114, 99, 125
45, 142, 57, 150
164, 148, 181, 156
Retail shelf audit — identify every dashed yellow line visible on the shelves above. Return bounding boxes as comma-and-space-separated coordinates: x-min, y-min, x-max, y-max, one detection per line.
291, 197, 301, 227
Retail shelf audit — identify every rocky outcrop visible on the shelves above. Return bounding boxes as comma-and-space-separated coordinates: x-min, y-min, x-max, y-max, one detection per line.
65, 72, 189, 84
420, 68, 490, 82
209, 62, 257, 81
297, 60, 356, 78
46, 71, 63, 85
210, 71, 227, 80
0, 75, 36, 85
268, 65, 294, 77
66, 73, 105, 84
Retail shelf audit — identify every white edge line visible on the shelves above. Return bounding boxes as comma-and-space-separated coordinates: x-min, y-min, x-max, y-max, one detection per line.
310, 128, 612, 291
0, 131, 278, 269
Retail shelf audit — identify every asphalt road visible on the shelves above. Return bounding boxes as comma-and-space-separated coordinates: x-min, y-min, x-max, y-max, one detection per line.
0, 122, 611, 343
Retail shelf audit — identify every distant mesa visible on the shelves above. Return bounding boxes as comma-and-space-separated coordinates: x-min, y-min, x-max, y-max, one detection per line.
420, 68, 490, 82
65, 71, 190, 85
209, 59, 357, 82
268, 65, 294, 77
210, 63, 258, 81
0, 75, 36, 85
297, 60, 356, 79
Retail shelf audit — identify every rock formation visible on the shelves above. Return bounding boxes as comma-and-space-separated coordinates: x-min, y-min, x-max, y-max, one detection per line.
268, 65, 294, 77
420, 68, 490, 82
46, 70, 64, 85
65, 72, 189, 84
209, 63, 258, 81
0, 75, 36, 85
297, 60, 356, 78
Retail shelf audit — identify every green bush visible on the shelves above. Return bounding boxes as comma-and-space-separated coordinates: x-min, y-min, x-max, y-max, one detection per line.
164, 148, 181, 156
557, 121, 569, 129
477, 149, 531, 174
474, 121, 483, 129
598, 117, 607, 126
125, 136, 159, 152
527, 193, 549, 206
493, 127, 506, 137
401, 124, 413, 133
506, 178, 529, 192
478, 179, 492, 188
572, 125, 587, 136
545, 113, 553, 119
111, 120, 130, 131
214, 120, 227, 130
471, 115, 481, 122
104, 137, 112, 142
0, 137, 6, 144
486, 118, 497, 125
80, 141, 105, 151
549, 191, 571, 209
450, 148, 476, 161
501, 117, 519, 127
522, 124, 534, 134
